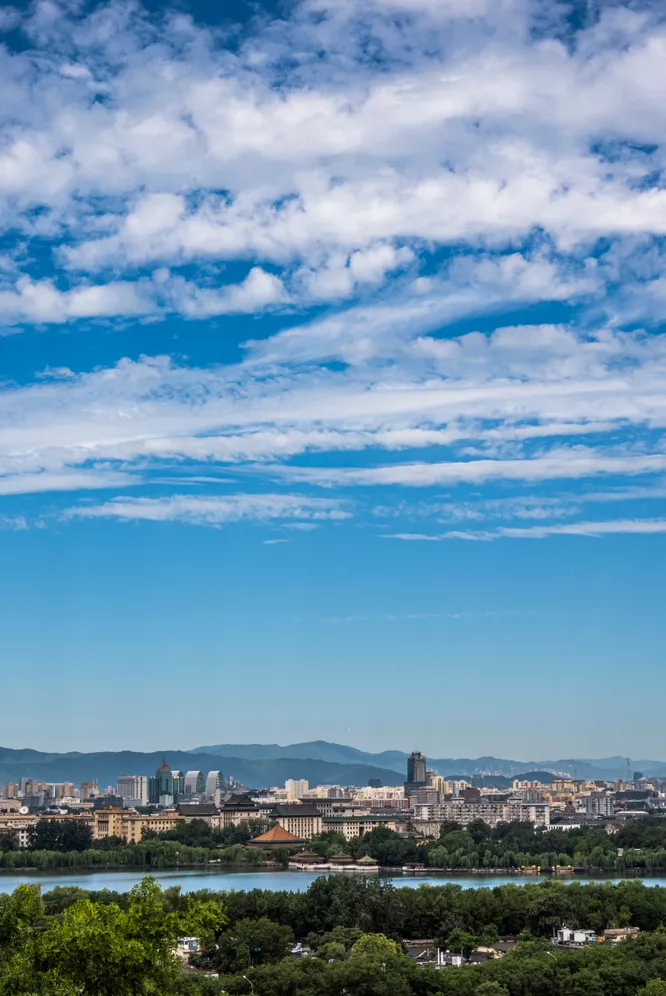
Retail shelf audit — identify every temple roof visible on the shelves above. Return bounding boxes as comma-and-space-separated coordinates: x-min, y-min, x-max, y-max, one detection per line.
175, 804, 218, 816
272, 804, 321, 817
222, 794, 258, 809
248, 824, 306, 845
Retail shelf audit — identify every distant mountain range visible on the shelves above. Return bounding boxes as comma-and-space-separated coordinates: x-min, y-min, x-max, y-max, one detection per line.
192, 742, 666, 783
0, 746, 401, 790
0, 741, 664, 788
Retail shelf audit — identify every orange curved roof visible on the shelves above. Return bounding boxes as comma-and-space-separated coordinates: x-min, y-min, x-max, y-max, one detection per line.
248, 824, 306, 845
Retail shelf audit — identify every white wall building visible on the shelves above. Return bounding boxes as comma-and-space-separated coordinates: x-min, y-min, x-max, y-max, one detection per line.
285, 779, 309, 800
117, 776, 148, 806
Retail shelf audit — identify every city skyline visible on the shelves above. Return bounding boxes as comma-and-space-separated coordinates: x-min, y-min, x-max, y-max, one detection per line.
1, 0, 665, 755
1, 749, 658, 852
0, 740, 665, 785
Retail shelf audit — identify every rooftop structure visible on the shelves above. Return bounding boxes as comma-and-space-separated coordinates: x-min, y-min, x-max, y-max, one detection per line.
246, 824, 306, 849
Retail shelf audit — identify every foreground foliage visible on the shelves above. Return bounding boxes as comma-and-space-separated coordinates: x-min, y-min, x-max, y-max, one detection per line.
4, 874, 666, 994
0, 876, 225, 996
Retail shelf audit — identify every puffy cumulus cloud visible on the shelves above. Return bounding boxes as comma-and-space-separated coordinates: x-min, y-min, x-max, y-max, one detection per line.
64, 493, 351, 526
294, 244, 415, 301
1, 0, 666, 320
247, 252, 601, 366
174, 267, 288, 317
0, 269, 287, 325
2, 0, 666, 541
0, 277, 154, 324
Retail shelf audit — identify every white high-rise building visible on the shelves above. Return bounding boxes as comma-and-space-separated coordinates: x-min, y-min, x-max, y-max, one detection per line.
184, 771, 205, 795
205, 771, 224, 795
285, 778, 309, 800
117, 775, 148, 806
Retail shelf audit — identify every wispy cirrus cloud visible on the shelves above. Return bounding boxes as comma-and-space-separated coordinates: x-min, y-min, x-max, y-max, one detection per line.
0, 322, 665, 522
64, 493, 351, 527
385, 519, 666, 541
280, 451, 666, 488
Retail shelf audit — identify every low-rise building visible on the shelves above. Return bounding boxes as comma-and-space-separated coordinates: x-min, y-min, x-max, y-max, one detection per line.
220, 794, 265, 827
0, 814, 36, 848
301, 797, 358, 817
425, 799, 550, 827
123, 811, 183, 843
93, 807, 126, 840
322, 814, 398, 840
603, 927, 640, 943
554, 927, 598, 947
272, 804, 322, 839
175, 803, 222, 827
0, 800, 22, 814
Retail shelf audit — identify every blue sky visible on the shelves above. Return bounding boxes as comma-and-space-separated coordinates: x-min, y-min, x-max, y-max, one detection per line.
1, 0, 666, 759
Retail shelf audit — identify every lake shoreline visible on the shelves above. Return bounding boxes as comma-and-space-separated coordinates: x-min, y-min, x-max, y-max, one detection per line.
0, 863, 662, 883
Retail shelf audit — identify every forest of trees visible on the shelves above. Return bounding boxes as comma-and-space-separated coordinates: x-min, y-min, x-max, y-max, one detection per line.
5, 874, 666, 995
305, 817, 666, 872
4, 816, 666, 873
0, 820, 272, 869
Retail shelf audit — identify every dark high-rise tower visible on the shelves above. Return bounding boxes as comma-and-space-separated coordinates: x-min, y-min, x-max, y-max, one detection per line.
406, 751, 427, 786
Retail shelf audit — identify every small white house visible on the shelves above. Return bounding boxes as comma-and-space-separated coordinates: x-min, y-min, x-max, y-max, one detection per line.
174, 937, 201, 962
554, 927, 597, 946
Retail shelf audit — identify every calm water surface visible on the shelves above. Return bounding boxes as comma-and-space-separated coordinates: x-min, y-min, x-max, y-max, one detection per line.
1, 868, 666, 894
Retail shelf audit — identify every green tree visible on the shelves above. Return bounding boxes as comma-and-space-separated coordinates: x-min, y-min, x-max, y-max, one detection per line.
341, 935, 412, 996
214, 917, 294, 972
0, 833, 18, 854
29, 820, 93, 852
35, 876, 225, 996
350, 933, 402, 963
639, 983, 666, 996
475, 983, 510, 996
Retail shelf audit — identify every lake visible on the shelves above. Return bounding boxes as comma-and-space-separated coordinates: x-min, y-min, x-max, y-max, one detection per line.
1, 867, 666, 894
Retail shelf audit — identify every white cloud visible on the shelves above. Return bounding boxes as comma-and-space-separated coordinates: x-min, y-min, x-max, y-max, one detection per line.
0, 320, 664, 500
65, 493, 351, 526
0, 514, 28, 530
385, 518, 666, 540
1, 0, 666, 542
0, 269, 287, 326
281, 450, 666, 487
174, 267, 288, 317
0, 470, 135, 496
0, 277, 154, 325
0, 0, 666, 321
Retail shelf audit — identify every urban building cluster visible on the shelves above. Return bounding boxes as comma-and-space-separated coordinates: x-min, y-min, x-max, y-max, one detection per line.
1, 753, 663, 850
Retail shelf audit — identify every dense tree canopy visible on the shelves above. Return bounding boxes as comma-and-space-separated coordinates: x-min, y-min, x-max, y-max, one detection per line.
3, 876, 666, 995
29, 820, 93, 853
5, 816, 666, 875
